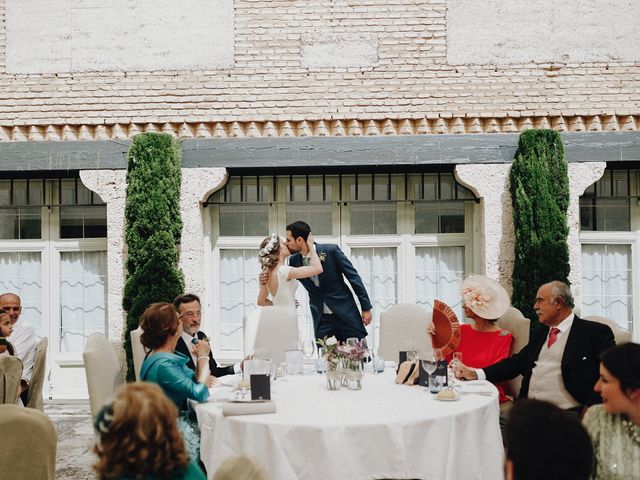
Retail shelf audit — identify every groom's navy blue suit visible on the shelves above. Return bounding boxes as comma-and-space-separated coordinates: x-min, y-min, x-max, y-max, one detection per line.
289, 243, 372, 341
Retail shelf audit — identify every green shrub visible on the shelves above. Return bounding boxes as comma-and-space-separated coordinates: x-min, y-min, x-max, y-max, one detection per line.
509, 129, 570, 333
122, 133, 184, 381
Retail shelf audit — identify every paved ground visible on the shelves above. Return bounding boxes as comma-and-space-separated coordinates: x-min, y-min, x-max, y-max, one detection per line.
45, 402, 95, 479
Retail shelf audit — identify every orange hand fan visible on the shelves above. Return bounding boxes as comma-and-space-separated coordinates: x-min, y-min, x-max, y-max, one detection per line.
430, 299, 461, 358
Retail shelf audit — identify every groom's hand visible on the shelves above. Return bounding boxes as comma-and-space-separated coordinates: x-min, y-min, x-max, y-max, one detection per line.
259, 271, 269, 285
361, 310, 372, 326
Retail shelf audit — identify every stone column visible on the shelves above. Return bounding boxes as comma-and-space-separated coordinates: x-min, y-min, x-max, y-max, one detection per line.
566, 162, 606, 308
455, 164, 514, 291
178, 168, 227, 298
80, 169, 127, 351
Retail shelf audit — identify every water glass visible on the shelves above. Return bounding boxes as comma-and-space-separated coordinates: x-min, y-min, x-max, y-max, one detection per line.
285, 349, 304, 375
372, 356, 385, 373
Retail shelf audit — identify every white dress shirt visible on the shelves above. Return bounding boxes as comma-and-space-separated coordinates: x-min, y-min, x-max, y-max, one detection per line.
10, 320, 40, 384
180, 331, 241, 374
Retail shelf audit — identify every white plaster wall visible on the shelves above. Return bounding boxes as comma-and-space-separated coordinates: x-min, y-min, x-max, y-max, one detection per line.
448, 0, 640, 64
6, 0, 234, 73
179, 168, 227, 300
455, 164, 514, 292
80, 169, 127, 358
566, 162, 607, 309
301, 34, 379, 68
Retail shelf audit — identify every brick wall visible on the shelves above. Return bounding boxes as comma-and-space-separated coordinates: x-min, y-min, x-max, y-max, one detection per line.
0, 0, 638, 132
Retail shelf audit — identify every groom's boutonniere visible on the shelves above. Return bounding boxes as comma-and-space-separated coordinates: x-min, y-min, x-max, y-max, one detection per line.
318, 252, 327, 263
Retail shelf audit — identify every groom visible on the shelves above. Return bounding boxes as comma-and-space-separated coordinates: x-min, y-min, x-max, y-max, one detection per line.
284, 220, 372, 342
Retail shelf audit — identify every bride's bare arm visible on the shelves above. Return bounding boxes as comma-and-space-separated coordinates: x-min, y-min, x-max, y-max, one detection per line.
288, 233, 323, 279
257, 272, 274, 306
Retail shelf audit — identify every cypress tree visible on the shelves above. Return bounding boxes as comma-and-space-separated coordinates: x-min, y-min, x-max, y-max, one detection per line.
509, 129, 570, 334
122, 133, 184, 381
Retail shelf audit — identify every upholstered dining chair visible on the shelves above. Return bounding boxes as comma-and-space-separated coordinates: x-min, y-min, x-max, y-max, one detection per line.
583, 315, 632, 345
130, 327, 146, 381
0, 404, 57, 480
378, 303, 432, 362
249, 307, 299, 367
83, 333, 124, 420
26, 337, 48, 410
496, 306, 531, 398
0, 356, 23, 405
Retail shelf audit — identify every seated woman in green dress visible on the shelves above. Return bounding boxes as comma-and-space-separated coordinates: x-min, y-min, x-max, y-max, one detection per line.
583, 342, 640, 479
139, 302, 213, 463
93, 382, 205, 480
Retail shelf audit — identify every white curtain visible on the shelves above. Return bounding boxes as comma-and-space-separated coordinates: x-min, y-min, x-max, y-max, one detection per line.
415, 246, 465, 321
351, 247, 397, 351
60, 251, 107, 352
219, 249, 261, 352
581, 244, 632, 332
0, 252, 44, 335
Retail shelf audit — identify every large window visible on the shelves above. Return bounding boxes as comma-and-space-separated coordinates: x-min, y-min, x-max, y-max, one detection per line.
0, 176, 108, 353
579, 168, 639, 338
207, 172, 476, 360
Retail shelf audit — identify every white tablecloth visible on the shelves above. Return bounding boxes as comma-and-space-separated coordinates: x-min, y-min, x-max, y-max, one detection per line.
195, 371, 504, 480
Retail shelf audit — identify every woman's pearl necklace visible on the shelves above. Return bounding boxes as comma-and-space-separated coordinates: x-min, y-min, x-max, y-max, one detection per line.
622, 417, 640, 446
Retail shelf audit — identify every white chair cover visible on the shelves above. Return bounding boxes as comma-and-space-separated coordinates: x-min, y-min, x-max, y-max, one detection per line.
378, 303, 432, 362
130, 327, 146, 381
26, 337, 48, 410
248, 307, 299, 367
0, 404, 57, 480
496, 306, 530, 398
0, 356, 23, 405
83, 333, 124, 420
584, 315, 632, 345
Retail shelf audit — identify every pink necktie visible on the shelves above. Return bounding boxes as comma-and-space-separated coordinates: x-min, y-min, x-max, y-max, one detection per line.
547, 327, 560, 348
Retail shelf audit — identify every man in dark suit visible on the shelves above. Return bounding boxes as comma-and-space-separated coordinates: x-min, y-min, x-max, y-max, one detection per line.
173, 293, 242, 377
284, 221, 373, 342
456, 281, 615, 411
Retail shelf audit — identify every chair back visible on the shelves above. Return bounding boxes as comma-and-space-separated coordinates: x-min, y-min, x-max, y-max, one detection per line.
26, 337, 48, 410
83, 333, 124, 419
496, 306, 531, 398
250, 307, 299, 366
378, 303, 432, 362
130, 327, 146, 381
583, 315, 632, 345
0, 356, 24, 405
0, 404, 57, 480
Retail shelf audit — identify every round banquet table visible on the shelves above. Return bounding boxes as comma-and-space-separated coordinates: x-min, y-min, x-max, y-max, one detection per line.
194, 370, 504, 480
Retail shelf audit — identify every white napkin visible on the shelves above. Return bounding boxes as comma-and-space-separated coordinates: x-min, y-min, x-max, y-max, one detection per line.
458, 380, 496, 395
221, 401, 277, 416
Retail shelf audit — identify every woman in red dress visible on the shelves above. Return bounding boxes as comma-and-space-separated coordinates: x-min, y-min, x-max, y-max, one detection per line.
430, 275, 513, 406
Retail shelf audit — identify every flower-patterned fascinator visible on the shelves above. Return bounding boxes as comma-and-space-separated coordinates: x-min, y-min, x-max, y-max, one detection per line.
259, 233, 279, 257
461, 275, 510, 320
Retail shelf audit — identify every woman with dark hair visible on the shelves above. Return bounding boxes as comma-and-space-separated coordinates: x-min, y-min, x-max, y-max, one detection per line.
94, 382, 205, 480
139, 302, 212, 464
583, 342, 640, 479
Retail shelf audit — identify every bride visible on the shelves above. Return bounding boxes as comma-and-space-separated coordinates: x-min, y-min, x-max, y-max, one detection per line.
257, 232, 322, 310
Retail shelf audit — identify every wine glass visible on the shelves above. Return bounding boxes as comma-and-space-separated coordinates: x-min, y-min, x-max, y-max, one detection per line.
303, 339, 316, 374
452, 352, 463, 369
346, 337, 358, 347
420, 351, 438, 378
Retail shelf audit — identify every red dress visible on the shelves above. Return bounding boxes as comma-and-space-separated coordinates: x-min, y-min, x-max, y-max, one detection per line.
447, 324, 513, 403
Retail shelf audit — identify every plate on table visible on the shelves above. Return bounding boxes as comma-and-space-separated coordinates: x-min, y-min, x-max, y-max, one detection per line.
229, 399, 270, 403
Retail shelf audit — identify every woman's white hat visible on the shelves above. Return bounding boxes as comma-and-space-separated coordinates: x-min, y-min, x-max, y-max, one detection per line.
460, 275, 510, 320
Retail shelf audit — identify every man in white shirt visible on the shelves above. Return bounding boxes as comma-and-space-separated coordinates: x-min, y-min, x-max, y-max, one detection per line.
0, 292, 40, 404
456, 281, 615, 412
173, 293, 244, 377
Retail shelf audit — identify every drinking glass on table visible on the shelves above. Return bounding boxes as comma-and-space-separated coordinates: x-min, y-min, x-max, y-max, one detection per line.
451, 352, 463, 369
420, 351, 438, 393
303, 339, 316, 374
346, 337, 359, 347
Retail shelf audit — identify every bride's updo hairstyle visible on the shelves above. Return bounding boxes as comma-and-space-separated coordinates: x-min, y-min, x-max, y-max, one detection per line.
259, 233, 281, 271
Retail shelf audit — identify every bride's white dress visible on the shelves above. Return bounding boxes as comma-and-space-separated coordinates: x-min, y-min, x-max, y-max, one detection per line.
270, 265, 298, 312
245, 265, 298, 352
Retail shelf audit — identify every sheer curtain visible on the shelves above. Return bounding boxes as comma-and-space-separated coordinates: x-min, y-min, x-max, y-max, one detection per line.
219, 249, 261, 352
59, 251, 107, 352
415, 246, 465, 321
0, 252, 44, 335
351, 247, 397, 351
581, 244, 632, 333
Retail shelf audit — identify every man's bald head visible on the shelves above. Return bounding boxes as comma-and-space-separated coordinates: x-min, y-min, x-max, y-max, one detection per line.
0, 293, 22, 325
